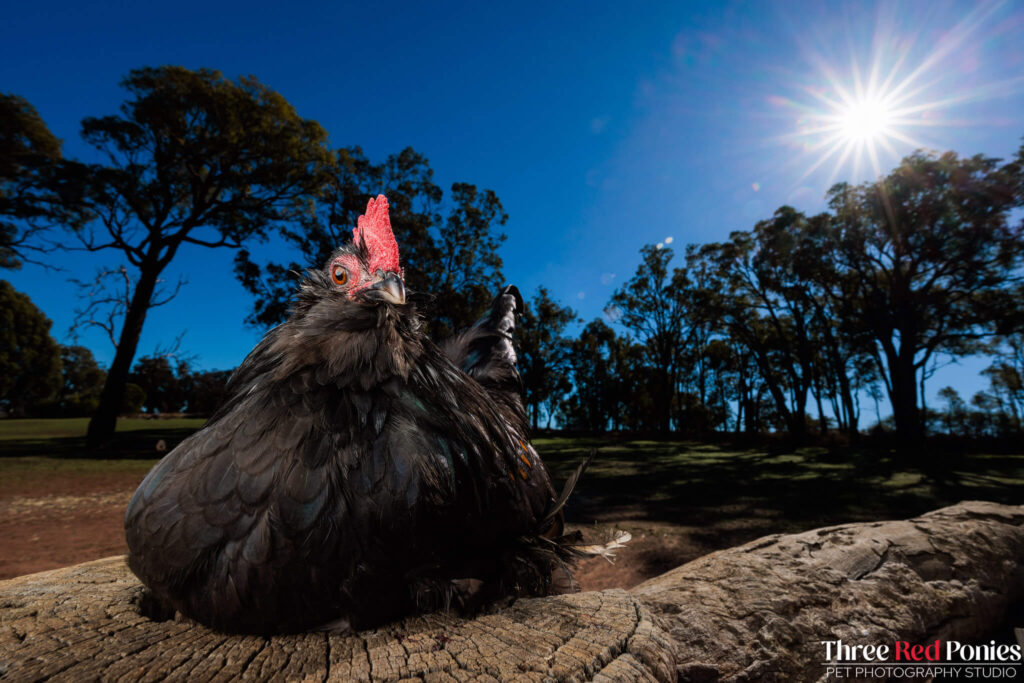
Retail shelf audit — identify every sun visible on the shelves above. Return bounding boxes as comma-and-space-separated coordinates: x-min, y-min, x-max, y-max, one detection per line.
838, 98, 892, 143
769, 1, 1016, 186
783, 77, 918, 184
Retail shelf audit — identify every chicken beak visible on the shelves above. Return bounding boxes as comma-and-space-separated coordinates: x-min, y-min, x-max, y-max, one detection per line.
368, 272, 406, 305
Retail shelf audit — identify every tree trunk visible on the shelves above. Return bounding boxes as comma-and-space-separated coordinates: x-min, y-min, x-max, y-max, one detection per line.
660, 369, 673, 434
2, 501, 1021, 682
753, 354, 800, 439
839, 368, 860, 440
890, 351, 921, 446
86, 265, 160, 449
829, 391, 844, 433
812, 380, 827, 435
748, 386, 765, 434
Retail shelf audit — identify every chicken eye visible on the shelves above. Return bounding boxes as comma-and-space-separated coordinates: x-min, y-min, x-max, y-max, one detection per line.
331, 265, 349, 286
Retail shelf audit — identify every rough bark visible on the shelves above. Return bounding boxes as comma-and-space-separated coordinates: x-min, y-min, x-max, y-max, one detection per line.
1, 501, 1021, 682
634, 500, 1024, 682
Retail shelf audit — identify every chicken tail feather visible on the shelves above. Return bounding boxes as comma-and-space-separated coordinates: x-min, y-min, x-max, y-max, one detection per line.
539, 448, 595, 533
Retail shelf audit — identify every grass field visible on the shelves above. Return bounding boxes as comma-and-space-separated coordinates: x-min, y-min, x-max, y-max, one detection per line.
1, 418, 1021, 583
2, 417, 1021, 527
536, 435, 1024, 546
0, 417, 206, 440
0, 416, 205, 460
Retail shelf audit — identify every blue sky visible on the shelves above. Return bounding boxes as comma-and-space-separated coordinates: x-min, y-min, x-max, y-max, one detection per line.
3, 0, 1023, 407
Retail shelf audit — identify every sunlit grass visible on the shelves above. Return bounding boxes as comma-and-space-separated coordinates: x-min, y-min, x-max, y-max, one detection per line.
1, 422, 1020, 533
0, 457, 159, 489
0, 417, 206, 459
534, 436, 1023, 533
0, 417, 206, 440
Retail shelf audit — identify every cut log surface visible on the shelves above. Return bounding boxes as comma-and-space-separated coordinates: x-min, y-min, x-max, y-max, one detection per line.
1, 501, 1021, 682
0, 562, 675, 682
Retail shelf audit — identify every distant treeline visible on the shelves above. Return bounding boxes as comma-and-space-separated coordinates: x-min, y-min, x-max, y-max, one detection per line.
0, 283, 231, 417
1, 67, 511, 446
518, 147, 1024, 445
1, 67, 1022, 447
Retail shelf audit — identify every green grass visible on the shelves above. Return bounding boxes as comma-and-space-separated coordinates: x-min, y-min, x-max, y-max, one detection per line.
0, 417, 205, 459
535, 436, 1024, 547
0, 456, 160, 487
0, 417, 206, 440
2, 419, 1021, 549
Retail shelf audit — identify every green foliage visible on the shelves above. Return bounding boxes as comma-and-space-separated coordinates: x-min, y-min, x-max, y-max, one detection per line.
690, 207, 874, 438
0, 95, 61, 178
0, 280, 62, 415
607, 244, 690, 432
0, 94, 73, 269
50, 65, 334, 446
119, 383, 146, 415
826, 149, 1024, 441
128, 356, 232, 415
74, 66, 334, 255
54, 345, 106, 417
181, 368, 232, 415
235, 147, 508, 340
430, 183, 509, 338
977, 315, 1024, 436
598, 144, 1024, 443
517, 287, 577, 428
560, 319, 626, 430
130, 356, 183, 413
937, 386, 968, 436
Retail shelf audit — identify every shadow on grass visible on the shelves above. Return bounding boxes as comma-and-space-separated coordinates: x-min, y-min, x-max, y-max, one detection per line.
537, 435, 1024, 551
0, 426, 201, 459
2, 420, 1020, 552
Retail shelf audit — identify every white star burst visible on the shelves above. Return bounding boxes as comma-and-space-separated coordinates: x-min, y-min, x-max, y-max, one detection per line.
773, 1, 1023, 185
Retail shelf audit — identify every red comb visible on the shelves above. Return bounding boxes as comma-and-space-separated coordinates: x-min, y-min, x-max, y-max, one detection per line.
353, 194, 400, 274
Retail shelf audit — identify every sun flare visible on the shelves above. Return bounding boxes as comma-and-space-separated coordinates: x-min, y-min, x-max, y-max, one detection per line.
771, 1, 1019, 186
838, 98, 892, 143
785, 78, 918, 184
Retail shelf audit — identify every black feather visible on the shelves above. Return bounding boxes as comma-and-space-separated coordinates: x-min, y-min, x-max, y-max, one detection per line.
440, 285, 526, 416
540, 449, 595, 533
125, 262, 576, 635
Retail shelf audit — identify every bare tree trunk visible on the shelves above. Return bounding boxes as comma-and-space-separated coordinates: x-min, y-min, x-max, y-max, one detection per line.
85, 264, 161, 449
885, 346, 922, 447
812, 378, 827, 435
2, 502, 1021, 681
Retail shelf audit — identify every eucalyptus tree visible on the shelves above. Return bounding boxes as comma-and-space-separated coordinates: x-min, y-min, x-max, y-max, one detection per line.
608, 244, 691, 433
518, 286, 577, 429
0, 94, 83, 268
63, 66, 334, 446
826, 147, 1024, 443
0, 280, 62, 415
690, 222, 817, 440
236, 146, 510, 341
562, 319, 619, 431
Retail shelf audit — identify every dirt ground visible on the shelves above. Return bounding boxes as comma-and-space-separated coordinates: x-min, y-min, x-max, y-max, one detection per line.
0, 472, 709, 591
0, 472, 145, 580
567, 522, 709, 590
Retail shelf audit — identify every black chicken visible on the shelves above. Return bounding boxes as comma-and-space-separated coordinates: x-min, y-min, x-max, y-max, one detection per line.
125, 195, 578, 635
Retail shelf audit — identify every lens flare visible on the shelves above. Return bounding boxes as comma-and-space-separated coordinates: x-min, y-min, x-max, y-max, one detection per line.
769, 1, 1022, 185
